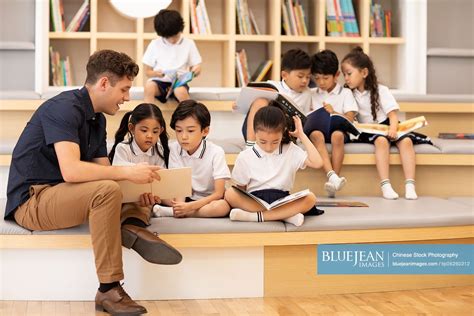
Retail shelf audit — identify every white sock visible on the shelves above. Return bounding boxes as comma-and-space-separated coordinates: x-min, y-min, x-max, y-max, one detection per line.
405, 179, 418, 200
327, 171, 346, 191
283, 213, 304, 227
152, 205, 174, 217
380, 179, 399, 200
245, 140, 256, 150
230, 208, 264, 222
324, 182, 336, 198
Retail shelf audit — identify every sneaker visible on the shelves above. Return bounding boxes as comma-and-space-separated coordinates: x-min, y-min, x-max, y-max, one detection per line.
324, 182, 336, 198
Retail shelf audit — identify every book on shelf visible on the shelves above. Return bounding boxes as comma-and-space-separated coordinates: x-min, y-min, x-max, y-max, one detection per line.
232, 185, 310, 211
438, 133, 474, 140
66, 0, 89, 32
118, 167, 192, 203
304, 107, 360, 139
355, 116, 428, 140
326, 0, 359, 37
190, 0, 212, 35
236, 0, 259, 35
50, 0, 65, 32
316, 200, 368, 207
49, 47, 73, 86
164, 71, 195, 100
370, 1, 391, 37
235, 49, 250, 87
234, 82, 307, 127
281, 0, 308, 36
250, 60, 273, 82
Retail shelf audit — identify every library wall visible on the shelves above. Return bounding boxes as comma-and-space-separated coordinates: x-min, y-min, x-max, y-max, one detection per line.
0, 0, 36, 91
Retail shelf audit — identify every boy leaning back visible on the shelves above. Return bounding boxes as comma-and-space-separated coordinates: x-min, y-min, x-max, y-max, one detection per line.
143, 9, 202, 103
306, 49, 358, 197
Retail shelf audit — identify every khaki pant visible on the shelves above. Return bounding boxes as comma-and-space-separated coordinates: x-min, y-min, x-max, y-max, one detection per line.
14, 180, 151, 283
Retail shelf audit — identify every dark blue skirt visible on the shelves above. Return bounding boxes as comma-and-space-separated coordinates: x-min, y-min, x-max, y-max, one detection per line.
250, 189, 324, 216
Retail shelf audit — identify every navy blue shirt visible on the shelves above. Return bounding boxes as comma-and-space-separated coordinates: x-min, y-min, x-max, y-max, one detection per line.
5, 87, 107, 218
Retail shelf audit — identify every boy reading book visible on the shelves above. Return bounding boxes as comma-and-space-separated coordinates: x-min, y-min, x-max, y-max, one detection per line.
239, 49, 313, 148
305, 50, 358, 197
143, 10, 202, 104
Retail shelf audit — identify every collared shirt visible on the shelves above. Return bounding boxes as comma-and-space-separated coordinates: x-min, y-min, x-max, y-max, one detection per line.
5, 87, 107, 218
267, 80, 312, 114
142, 37, 202, 82
310, 83, 358, 114
353, 84, 399, 123
112, 138, 166, 167
232, 142, 307, 193
168, 139, 230, 200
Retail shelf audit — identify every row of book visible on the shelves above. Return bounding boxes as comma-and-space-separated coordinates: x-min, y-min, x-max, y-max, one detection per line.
281, 0, 309, 36
235, 49, 272, 87
326, 0, 360, 37
189, 0, 212, 35
50, 0, 90, 32
236, 0, 260, 35
370, 2, 392, 37
49, 47, 73, 86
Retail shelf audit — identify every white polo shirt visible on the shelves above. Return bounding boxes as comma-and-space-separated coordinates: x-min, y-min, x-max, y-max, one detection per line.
169, 139, 230, 200
310, 83, 358, 114
142, 36, 202, 83
232, 142, 307, 192
112, 139, 166, 167
353, 84, 399, 123
267, 80, 312, 114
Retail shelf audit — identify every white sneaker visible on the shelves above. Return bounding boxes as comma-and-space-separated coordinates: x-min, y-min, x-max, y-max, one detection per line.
324, 182, 336, 198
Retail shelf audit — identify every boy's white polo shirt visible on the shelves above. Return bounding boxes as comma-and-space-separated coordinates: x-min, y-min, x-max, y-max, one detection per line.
232, 142, 307, 193
267, 80, 312, 114
169, 139, 230, 200
112, 139, 166, 167
353, 84, 399, 123
310, 83, 358, 114
142, 36, 202, 82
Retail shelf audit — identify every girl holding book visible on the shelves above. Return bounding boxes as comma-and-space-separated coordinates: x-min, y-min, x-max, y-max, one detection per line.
109, 103, 170, 209
341, 47, 423, 200
225, 105, 324, 227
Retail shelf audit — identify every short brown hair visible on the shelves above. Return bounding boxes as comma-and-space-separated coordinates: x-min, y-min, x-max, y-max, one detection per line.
85, 50, 139, 85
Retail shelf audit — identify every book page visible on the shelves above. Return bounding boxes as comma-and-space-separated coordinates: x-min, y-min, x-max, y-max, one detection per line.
234, 87, 278, 114
119, 167, 192, 203
269, 189, 310, 209
231, 185, 271, 210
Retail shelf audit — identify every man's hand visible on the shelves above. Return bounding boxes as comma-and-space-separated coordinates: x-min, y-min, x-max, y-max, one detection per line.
139, 193, 161, 207
125, 165, 161, 184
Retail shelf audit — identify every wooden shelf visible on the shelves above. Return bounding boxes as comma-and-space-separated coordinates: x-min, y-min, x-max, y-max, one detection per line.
368, 37, 405, 45
324, 36, 364, 44
280, 35, 321, 43
49, 32, 91, 39
235, 35, 276, 42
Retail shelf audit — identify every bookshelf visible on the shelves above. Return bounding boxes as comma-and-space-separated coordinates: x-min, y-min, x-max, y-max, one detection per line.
36, 0, 426, 94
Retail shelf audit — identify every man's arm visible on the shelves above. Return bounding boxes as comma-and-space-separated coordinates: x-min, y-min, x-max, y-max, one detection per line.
55, 141, 160, 184
93, 157, 111, 166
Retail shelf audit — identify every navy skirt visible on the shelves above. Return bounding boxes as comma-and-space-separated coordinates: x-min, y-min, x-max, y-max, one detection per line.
251, 189, 324, 216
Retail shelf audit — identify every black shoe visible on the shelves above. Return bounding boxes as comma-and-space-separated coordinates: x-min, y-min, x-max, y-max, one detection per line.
305, 206, 325, 216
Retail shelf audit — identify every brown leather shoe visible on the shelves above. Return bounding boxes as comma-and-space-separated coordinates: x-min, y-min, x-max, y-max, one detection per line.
121, 224, 182, 264
95, 284, 147, 315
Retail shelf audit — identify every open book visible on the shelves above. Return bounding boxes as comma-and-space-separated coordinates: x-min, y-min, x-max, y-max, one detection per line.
118, 167, 192, 203
354, 116, 428, 140
234, 82, 307, 127
232, 185, 310, 210
304, 107, 360, 139
165, 71, 194, 99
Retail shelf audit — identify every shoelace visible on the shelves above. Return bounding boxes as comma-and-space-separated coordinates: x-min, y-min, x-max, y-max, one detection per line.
117, 283, 132, 301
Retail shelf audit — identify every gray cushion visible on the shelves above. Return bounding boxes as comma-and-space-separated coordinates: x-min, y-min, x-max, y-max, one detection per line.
0, 199, 31, 234
285, 196, 474, 232
431, 138, 474, 154
447, 197, 474, 208
148, 217, 286, 234
0, 90, 40, 100
32, 223, 90, 235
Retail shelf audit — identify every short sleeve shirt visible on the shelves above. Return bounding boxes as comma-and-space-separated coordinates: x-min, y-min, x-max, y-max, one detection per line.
267, 80, 312, 114
5, 87, 107, 218
168, 139, 230, 200
354, 84, 399, 123
112, 138, 166, 168
310, 83, 358, 114
232, 142, 307, 192
142, 37, 202, 82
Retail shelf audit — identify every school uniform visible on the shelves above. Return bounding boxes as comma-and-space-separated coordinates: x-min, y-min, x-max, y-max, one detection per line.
232, 142, 323, 215
169, 139, 230, 201
142, 36, 202, 102
241, 80, 312, 141
354, 84, 431, 145
306, 83, 358, 143
112, 138, 166, 167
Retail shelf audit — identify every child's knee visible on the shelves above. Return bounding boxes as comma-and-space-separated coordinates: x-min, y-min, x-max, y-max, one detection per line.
310, 130, 324, 143
304, 192, 317, 206
375, 136, 389, 148
398, 137, 413, 147
331, 131, 344, 144
144, 81, 157, 95
224, 188, 237, 203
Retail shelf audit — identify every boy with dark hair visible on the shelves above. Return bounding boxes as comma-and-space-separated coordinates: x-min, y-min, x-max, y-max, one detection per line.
307, 49, 358, 197
143, 9, 202, 104
242, 48, 313, 148
153, 100, 231, 218
5, 49, 182, 316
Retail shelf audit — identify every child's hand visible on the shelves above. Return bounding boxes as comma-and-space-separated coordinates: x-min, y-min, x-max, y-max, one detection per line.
323, 102, 334, 114
387, 126, 398, 140
171, 201, 195, 218
139, 193, 161, 207
155, 70, 165, 78
289, 116, 304, 139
